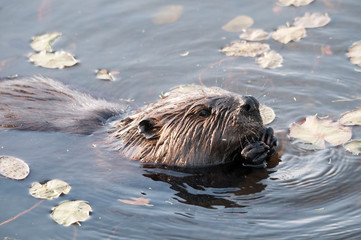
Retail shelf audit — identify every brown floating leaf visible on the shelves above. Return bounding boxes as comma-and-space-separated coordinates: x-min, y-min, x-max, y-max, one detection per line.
0, 156, 30, 180
260, 105, 276, 125
272, 26, 306, 44
221, 41, 270, 57
96, 69, 113, 81
321, 45, 333, 55
347, 42, 361, 67
289, 116, 352, 149
51, 200, 92, 226
294, 13, 331, 29
344, 140, 361, 155
339, 109, 361, 126
29, 179, 71, 199
239, 29, 269, 41
118, 197, 152, 206
30, 32, 62, 52
256, 50, 283, 69
277, 0, 315, 7
222, 15, 254, 32
152, 5, 183, 25
29, 50, 78, 69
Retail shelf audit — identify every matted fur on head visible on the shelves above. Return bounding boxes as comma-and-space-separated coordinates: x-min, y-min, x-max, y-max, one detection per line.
108, 85, 264, 167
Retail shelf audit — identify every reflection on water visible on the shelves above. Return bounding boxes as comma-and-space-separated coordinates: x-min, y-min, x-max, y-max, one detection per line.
144, 154, 280, 209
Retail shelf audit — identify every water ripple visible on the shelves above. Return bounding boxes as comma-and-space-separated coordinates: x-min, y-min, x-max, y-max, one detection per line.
270, 148, 361, 204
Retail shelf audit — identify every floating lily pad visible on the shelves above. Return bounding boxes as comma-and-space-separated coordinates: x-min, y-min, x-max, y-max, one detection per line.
222, 15, 254, 32
277, 0, 315, 7
294, 13, 331, 29
347, 42, 361, 67
272, 26, 306, 44
221, 41, 270, 57
0, 156, 30, 180
152, 5, 184, 25
118, 197, 152, 206
289, 116, 352, 149
29, 50, 78, 69
51, 200, 92, 226
239, 29, 269, 41
260, 105, 276, 125
96, 69, 113, 81
168, 84, 203, 93
339, 109, 361, 126
256, 50, 283, 69
344, 140, 361, 155
161, 85, 203, 99
180, 51, 190, 57
29, 179, 71, 199
30, 32, 62, 52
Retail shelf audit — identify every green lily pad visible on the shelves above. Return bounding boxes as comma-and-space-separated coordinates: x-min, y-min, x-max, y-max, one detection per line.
277, 0, 315, 7
29, 50, 78, 69
256, 50, 283, 69
29, 179, 71, 199
51, 200, 92, 226
294, 13, 331, 29
260, 105, 276, 125
347, 42, 361, 67
0, 156, 30, 180
344, 140, 361, 155
272, 26, 306, 44
152, 5, 183, 25
221, 41, 270, 57
339, 109, 361, 126
239, 29, 269, 41
289, 116, 352, 149
30, 32, 62, 52
222, 15, 254, 32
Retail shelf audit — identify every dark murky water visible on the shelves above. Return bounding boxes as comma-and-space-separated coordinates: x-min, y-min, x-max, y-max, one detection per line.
1, 0, 361, 239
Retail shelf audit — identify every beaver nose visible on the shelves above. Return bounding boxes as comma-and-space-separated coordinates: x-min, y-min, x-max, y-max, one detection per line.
241, 96, 259, 112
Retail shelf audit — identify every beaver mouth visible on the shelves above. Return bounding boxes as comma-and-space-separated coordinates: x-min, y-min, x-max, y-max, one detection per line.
229, 146, 243, 163
229, 120, 263, 149
236, 121, 263, 138
228, 135, 259, 163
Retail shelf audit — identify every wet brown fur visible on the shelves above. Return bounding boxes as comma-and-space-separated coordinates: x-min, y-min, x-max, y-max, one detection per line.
0, 76, 126, 135
108, 86, 264, 167
0, 77, 264, 167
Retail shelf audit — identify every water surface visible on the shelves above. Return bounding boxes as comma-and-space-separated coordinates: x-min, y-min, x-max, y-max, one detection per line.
1, 0, 361, 239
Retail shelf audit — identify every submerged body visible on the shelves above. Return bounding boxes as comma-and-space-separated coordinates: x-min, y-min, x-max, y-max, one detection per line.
0, 76, 276, 167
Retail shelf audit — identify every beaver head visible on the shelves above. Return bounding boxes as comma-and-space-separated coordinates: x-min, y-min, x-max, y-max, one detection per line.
108, 85, 264, 167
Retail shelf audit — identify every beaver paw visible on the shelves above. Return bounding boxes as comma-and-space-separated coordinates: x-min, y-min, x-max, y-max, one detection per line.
261, 127, 277, 156
241, 127, 277, 167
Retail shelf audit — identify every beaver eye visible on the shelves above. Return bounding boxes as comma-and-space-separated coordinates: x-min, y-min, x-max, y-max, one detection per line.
199, 107, 212, 117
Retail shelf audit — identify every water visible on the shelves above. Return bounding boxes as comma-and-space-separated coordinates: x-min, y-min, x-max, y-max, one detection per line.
1, 0, 361, 239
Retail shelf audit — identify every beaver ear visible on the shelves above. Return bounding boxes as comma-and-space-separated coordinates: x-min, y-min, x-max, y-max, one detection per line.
138, 118, 159, 139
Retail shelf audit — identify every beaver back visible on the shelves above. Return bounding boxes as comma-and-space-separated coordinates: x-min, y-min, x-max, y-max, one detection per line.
0, 76, 126, 135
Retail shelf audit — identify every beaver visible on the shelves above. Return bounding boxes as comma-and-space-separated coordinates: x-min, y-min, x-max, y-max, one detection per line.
0, 76, 277, 167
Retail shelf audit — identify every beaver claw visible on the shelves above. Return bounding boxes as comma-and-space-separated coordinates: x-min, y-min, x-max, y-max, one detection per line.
241, 127, 277, 167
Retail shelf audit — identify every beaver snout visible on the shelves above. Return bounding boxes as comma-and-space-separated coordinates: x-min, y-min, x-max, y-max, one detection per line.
241, 96, 259, 112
